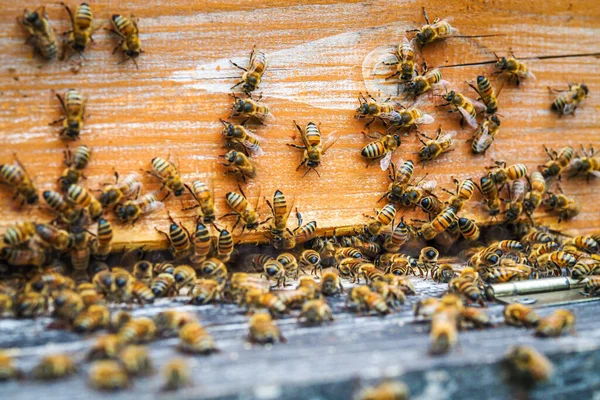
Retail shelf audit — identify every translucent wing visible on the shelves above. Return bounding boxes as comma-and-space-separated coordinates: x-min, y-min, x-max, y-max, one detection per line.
524, 70, 536, 81
422, 180, 437, 192
473, 132, 493, 154
322, 130, 339, 154
590, 170, 600, 178
380, 151, 393, 171
458, 107, 478, 129
243, 141, 265, 157
415, 113, 435, 125
470, 99, 487, 113
120, 174, 142, 197
563, 103, 576, 115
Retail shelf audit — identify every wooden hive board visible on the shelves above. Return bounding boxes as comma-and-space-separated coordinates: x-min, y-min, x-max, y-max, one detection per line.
1, 0, 599, 251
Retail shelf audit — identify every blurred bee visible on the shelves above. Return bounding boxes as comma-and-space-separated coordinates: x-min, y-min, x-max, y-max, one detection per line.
471, 115, 501, 154
184, 180, 216, 223
543, 191, 579, 222
364, 203, 396, 237
200, 258, 228, 285
355, 381, 409, 400
566, 235, 599, 254
494, 52, 536, 86
118, 317, 156, 345
277, 253, 298, 280
156, 213, 191, 259
131, 261, 153, 287
298, 250, 322, 277
61, 2, 96, 58
504, 179, 526, 221
50, 89, 86, 141
468, 75, 499, 114
380, 160, 414, 203
32, 354, 76, 381
88, 360, 130, 391
371, 281, 406, 310
73, 304, 110, 333
147, 157, 184, 198
191, 278, 222, 305
383, 37, 416, 83
2, 247, 47, 268
298, 299, 334, 326
173, 265, 196, 293
407, 8, 458, 47
419, 206, 457, 240
87, 334, 122, 360
416, 128, 456, 162
3, 221, 36, 246
59, 145, 90, 192
440, 90, 485, 129
228, 273, 271, 303
429, 311, 458, 355
431, 263, 455, 283
220, 119, 265, 157
583, 275, 600, 295
244, 289, 286, 315
220, 150, 257, 182
231, 46, 267, 93
387, 107, 434, 131
487, 161, 528, 187
535, 309, 575, 337
502, 346, 553, 390
98, 173, 141, 208
523, 172, 546, 216
448, 277, 485, 306
355, 92, 396, 127
35, 224, 72, 251
131, 281, 154, 305
109, 311, 132, 333
91, 218, 112, 260
569, 145, 600, 179
0, 352, 22, 380
67, 184, 102, 221
108, 14, 142, 68
488, 265, 532, 283
0, 156, 39, 205
540, 146, 574, 179
154, 310, 196, 337
20, 6, 57, 60
405, 66, 448, 97
15, 292, 47, 318
458, 217, 480, 241
161, 358, 191, 391
43, 190, 82, 224
115, 192, 164, 224
504, 303, 540, 327
230, 93, 271, 124
320, 270, 344, 296
550, 83, 589, 116
190, 221, 211, 265
248, 312, 286, 344
119, 346, 152, 376
361, 132, 402, 171
288, 121, 338, 177
70, 231, 91, 272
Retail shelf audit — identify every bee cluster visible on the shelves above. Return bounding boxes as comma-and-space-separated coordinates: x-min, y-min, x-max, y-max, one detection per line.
0, 3, 598, 397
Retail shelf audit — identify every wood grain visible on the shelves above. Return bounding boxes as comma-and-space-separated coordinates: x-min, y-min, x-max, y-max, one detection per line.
1, 0, 599, 250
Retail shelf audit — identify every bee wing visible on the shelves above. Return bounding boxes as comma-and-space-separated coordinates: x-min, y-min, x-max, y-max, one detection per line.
322, 130, 339, 154
458, 107, 479, 129
243, 141, 265, 157
422, 180, 437, 192
473, 133, 493, 154
525, 70, 536, 81
415, 113, 435, 125
440, 132, 457, 148
562, 103, 576, 115
467, 98, 487, 113
142, 199, 164, 214
380, 151, 394, 171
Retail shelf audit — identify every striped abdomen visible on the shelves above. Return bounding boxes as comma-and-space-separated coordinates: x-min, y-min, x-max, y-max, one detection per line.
376, 203, 396, 225
304, 123, 322, 147
476, 76, 498, 113
225, 192, 248, 214
431, 208, 456, 232
361, 140, 386, 159
67, 184, 93, 207
65, 89, 84, 116
152, 157, 176, 178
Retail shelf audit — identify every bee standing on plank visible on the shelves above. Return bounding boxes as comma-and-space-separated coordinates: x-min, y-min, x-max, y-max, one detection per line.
230, 46, 267, 93
404, 64, 449, 98
20, 6, 57, 60
468, 75, 499, 115
360, 132, 402, 170
146, 157, 185, 199
407, 8, 458, 48
494, 51, 535, 86
569, 146, 600, 180
416, 128, 456, 162
224, 185, 269, 234
219, 119, 264, 156
49, 89, 86, 141
115, 192, 164, 224
287, 121, 338, 178
229, 93, 271, 125
355, 92, 397, 128
220, 150, 257, 182
386, 107, 434, 131
471, 115, 500, 155
0, 155, 39, 205
539, 146, 573, 180
107, 14, 143, 68
184, 181, 216, 224
60, 2, 97, 59
550, 83, 589, 116
439, 90, 485, 129
383, 37, 417, 84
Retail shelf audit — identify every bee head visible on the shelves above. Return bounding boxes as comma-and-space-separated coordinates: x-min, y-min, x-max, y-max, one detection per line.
266, 266, 278, 276
115, 276, 128, 288
174, 273, 186, 283
420, 197, 432, 209
495, 57, 507, 70
307, 160, 319, 168
356, 103, 369, 115
418, 147, 431, 160
25, 11, 40, 24
442, 91, 455, 102
490, 115, 501, 125
476, 75, 486, 85
415, 32, 426, 44
581, 84, 589, 95
174, 186, 185, 196
233, 99, 245, 112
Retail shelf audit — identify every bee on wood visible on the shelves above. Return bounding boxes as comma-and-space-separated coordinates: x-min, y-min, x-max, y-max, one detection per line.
118, 317, 156, 345
504, 179, 527, 221
230, 93, 271, 124
3, 221, 36, 246
448, 277, 485, 307
220, 150, 257, 182
523, 172, 546, 216
471, 115, 501, 154
487, 161, 528, 187
98, 173, 141, 208
383, 218, 412, 252
224, 186, 268, 233
539, 146, 574, 179
35, 223, 72, 251
119, 345, 152, 376
405, 66, 448, 97
419, 206, 457, 240
191, 278, 222, 305
383, 37, 417, 84
364, 203, 396, 237
458, 217, 480, 241
288, 121, 338, 177
50, 89, 86, 141
14, 292, 48, 318
537, 251, 577, 276
244, 289, 286, 316
248, 312, 286, 344
91, 217, 112, 260
469, 75, 499, 114
380, 160, 414, 204
155, 213, 191, 259
59, 145, 90, 192
32, 354, 76, 381
543, 191, 579, 222
108, 14, 142, 68
73, 304, 109, 332
550, 83, 589, 116
0, 155, 39, 205
147, 157, 184, 198
154, 310, 196, 337
502, 346, 553, 390
431, 263, 456, 283
115, 192, 164, 224
494, 52, 536, 86
200, 258, 228, 285
261, 258, 285, 288
43, 190, 82, 224
429, 311, 458, 355
443, 178, 475, 213
231, 46, 267, 93
440, 90, 485, 129
476, 175, 501, 216
569, 145, 600, 179
20, 6, 57, 60
173, 265, 196, 293
407, 8, 458, 48
361, 132, 402, 171
355, 92, 397, 127
298, 299, 334, 326
87, 334, 121, 360
320, 270, 344, 296
214, 227, 233, 263
67, 184, 102, 221
416, 128, 456, 162
220, 119, 265, 157
61, 2, 97, 59
535, 309, 576, 337
504, 303, 540, 327
184, 180, 216, 223
265, 189, 294, 248
161, 358, 191, 391
189, 221, 211, 265
88, 360, 130, 391
355, 381, 409, 400
387, 107, 434, 131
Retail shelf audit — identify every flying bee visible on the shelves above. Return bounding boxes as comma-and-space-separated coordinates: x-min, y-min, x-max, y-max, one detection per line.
224, 186, 268, 233
248, 312, 286, 344
161, 358, 191, 391
405, 66, 449, 97
67, 184, 102, 221
569, 145, 600, 179
59, 145, 90, 192
468, 75, 499, 114
231, 46, 267, 93
543, 191, 579, 222
220, 119, 265, 156
61, 2, 96, 58
155, 213, 191, 259
20, 6, 57, 60
288, 121, 338, 177
407, 8, 459, 47
50, 89, 86, 141
32, 354, 76, 381
184, 180, 215, 223
220, 150, 257, 182
494, 52, 536, 86
523, 171, 546, 216
386, 107, 434, 131
504, 179, 526, 221
381, 160, 414, 203
147, 157, 184, 198
550, 83, 589, 116
502, 346, 553, 390
471, 115, 501, 154
98, 173, 141, 208
88, 360, 130, 391
108, 14, 142, 68
487, 161, 528, 187
416, 128, 456, 162
361, 131, 402, 170
3, 221, 36, 246
115, 192, 164, 224
364, 203, 396, 237
535, 309, 576, 337
298, 299, 334, 326
539, 146, 574, 179
440, 90, 485, 129
35, 223, 73, 251
355, 92, 396, 127
458, 217, 480, 241
230, 93, 271, 124
382, 37, 417, 83
0, 155, 39, 205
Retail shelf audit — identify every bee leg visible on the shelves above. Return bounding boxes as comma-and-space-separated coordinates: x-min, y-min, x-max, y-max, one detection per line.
229, 60, 247, 72
364, 118, 376, 129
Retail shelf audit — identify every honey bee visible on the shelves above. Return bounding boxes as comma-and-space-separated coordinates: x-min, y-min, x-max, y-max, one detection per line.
505, 179, 526, 221
42, 190, 81, 224
131, 261, 152, 286
3, 221, 36, 246
20, 6, 57, 60
154, 310, 196, 337
387, 107, 434, 131
550, 83, 589, 116
88, 360, 130, 391
98, 173, 141, 208
214, 227, 233, 263
417, 246, 438, 277
67, 184, 102, 221
155, 213, 191, 259
277, 253, 298, 280
15, 292, 47, 318
231, 46, 267, 93
0, 294, 14, 317
73, 304, 109, 332
569, 145, 600, 179
61, 2, 96, 58
58, 145, 90, 192
228, 273, 271, 303
220, 119, 265, 156
191, 278, 222, 305
0, 156, 39, 205
361, 132, 402, 171
87, 334, 122, 360
112, 267, 134, 303
487, 162, 528, 187
440, 90, 485, 129
416, 128, 456, 162
52, 290, 85, 322
364, 203, 396, 237
147, 157, 184, 198
448, 277, 485, 306
90, 217, 112, 260
230, 93, 271, 124
502, 346, 553, 390
2, 247, 47, 268
173, 265, 196, 293
294, 218, 318, 245
381, 160, 414, 203
543, 191, 579, 222
566, 235, 599, 254
109, 14, 143, 68
70, 231, 92, 271
523, 171, 546, 216
494, 53, 535, 86
220, 150, 257, 182
320, 270, 344, 296
50, 89, 86, 141
190, 221, 211, 265
487, 239, 525, 254
382, 218, 411, 252
244, 289, 287, 316
540, 146, 574, 179
258, 259, 284, 287
355, 381, 409, 400
355, 92, 397, 127
248, 312, 286, 344
118, 317, 156, 345
200, 258, 228, 285
456, 217, 479, 241
371, 281, 406, 310
109, 311, 132, 333
405, 66, 448, 97
442, 178, 475, 213
288, 121, 338, 177
298, 299, 334, 326
429, 310, 458, 355
184, 180, 216, 223
535, 309, 576, 337
115, 192, 164, 224
471, 115, 501, 154
582, 275, 600, 295
0, 352, 22, 380
419, 206, 457, 240
504, 303, 540, 327
383, 37, 417, 84
431, 263, 455, 283
161, 358, 191, 391
537, 251, 577, 276
224, 186, 267, 233
408, 8, 458, 47
119, 345, 152, 376
265, 189, 294, 247
32, 354, 76, 381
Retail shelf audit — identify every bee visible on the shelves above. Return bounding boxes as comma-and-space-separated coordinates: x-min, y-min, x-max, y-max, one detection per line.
215, 227, 234, 263
265, 189, 293, 242
67, 184, 102, 221
228, 273, 271, 303
566, 236, 599, 254
381, 160, 414, 203
502, 346, 553, 390
0, 156, 39, 205
398, 176, 437, 206
50, 89, 86, 141
535, 309, 576, 337
364, 203, 396, 237
154, 310, 196, 337
466, 75, 499, 114
261, 259, 285, 288
431, 263, 455, 283
70, 231, 92, 271
87, 334, 122, 360
161, 358, 191, 391
540, 146, 574, 179
429, 311, 458, 355
448, 278, 485, 306
200, 258, 228, 285
93, 270, 114, 296
244, 289, 287, 316
118, 345, 152, 376
320, 270, 344, 296
20, 6, 57, 60
109, 311, 132, 333
230, 93, 271, 124
3, 221, 36, 246
184, 180, 216, 223
297, 276, 321, 300
52, 290, 85, 322
504, 303, 540, 327
118, 317, 156, 345
298, 250, 321, 277
298, 299, 334, 326
115, 192, 164, 224
191, 278, 222, 305
220, 150, 257, 182
550, 83, 589, 116
583, 275, 600, 295
405, 66, 448, 97
88, 360, 130, 391
61, 2, 96, 58
288, 121, 338, 177
361, 290, 390, 315
443, 178, 475, 213
131, 261, 153, 286
494, 53, 535, 86
361, 132, 402, 171
440, 90, 485, 129
147, 273, 172, 298
383, 37, 417, 84
231, 46, 267, 93
73, 304, 109, 332
523, 172, 546, 216
471, 115, 501, 154
155, 213, 191, 259
345, 286, 372, 313
190, 221, 212, 265
58, 145, 90, 192
416, 128, 456, 162
147, 157, 184, 198
0, 352, 22, 380
32, 354, 76, 381
220, 119, 265, 157
277, 253, 298, 280
14, 291, 47, 318
294, 218, 318, 245
383, 218, 411, 252
355, 92, 396, 127
476, 175, 501, 216
111, 267, 134, 303
537, 251, 577, 276
569, 145, 600, 179
90, 217, 112, 260
355, 381, 409, 400
109, 14, 142, 68
387, 107, 434, 131
420, 206, 457, 240
173, 265, 196, 293
371, 281, 406, 310
2, 247, 46, 268
418, 246, 439, 277
408, 8, 458, 47
487, 162, 528, 187
131, 281, 154, 305
224, 186, 266, 232
42, 190, 81, 224
248, 312, 286, 344
543, 191, 579, 222
487, 240, 525, 254
505, 179, 527, 221
98, 173, 141, 208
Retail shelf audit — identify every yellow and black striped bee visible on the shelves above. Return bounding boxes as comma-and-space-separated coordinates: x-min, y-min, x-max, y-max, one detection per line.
583, 276, 600, 295
494, 52, 536, 86
191, 278, 222, 305
361, 132, 402, 170
364, 203, 396, 237
405, 66, 448, 97
118, 317, 156, 344
230, 93, 271, 124
35, 223, 73, 251
504, 303, 540, 327
147, 157, 184, 198
298, 249, 322, 277
161, 358, 191, 391
189, 221, 211, 265
2, 247, 46, 268
67, 184, 102, 221
566, 235, 599, 254
476, 175, 501, 216
550, 83, 589, 116
355, 92, 396, 127
523, 171, 546, 216
224, 186, 267, 233
387, 107, 434, 131
50, 89, 86, 141
320, 270, 344, 296
115, 192, 164, 224
448, 277, 485, 306
502, 346, 553, 389
265, 189, 294, 247
59, 145, 90, 192
288, 121, 338, 177
88, 360, 130, 391
20, 6, 57, 60
443, 178, 475, 213
381, 159, 414, 203
172, 265, 196, 293
487, 161, 528, 187
231, 46, 267, 93
184, 180, 216, 223
458, 217, 480, 241
98, 173, 141, 208
155, 213, 191, 259
537, 251, 577, 276
418, 246, 439, 277
119, 345, 152, 376
200, 258, 228, 285
431, 263, 455, 283
215, 227, 234, 263
540, 146, 573, 179
569, 145, 600, 180
220, 119, 264, 157
91, 217, 112, 260
429, 310, 458, 355
178, 322, 217, 354
417, 127, 456, 162
383, 217, 412, 252
535, 309, 575, 337
420, 206, 457, 240
220, 150, 257, 182
543, 191, 579, 222
61, 2, 96, 58
469, 75, 499, 114
384, 37, 417, 83
248, 312, 286, 344
505, 179, 526, 221
0, 156, 39, 205
277, 253, 299, 280
407, 8, 458, 47
43, 190, 82, 224
471, 115, 501, 155
32, 354, 76, 381
108, 14, 143, 68
3, 221, 36, 246
73, 304, 110, 332
440, 90, 485, 129
298, 299, 334, 325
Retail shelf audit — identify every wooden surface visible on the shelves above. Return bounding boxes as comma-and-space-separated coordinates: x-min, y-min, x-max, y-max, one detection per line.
1, 0, 600, 250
